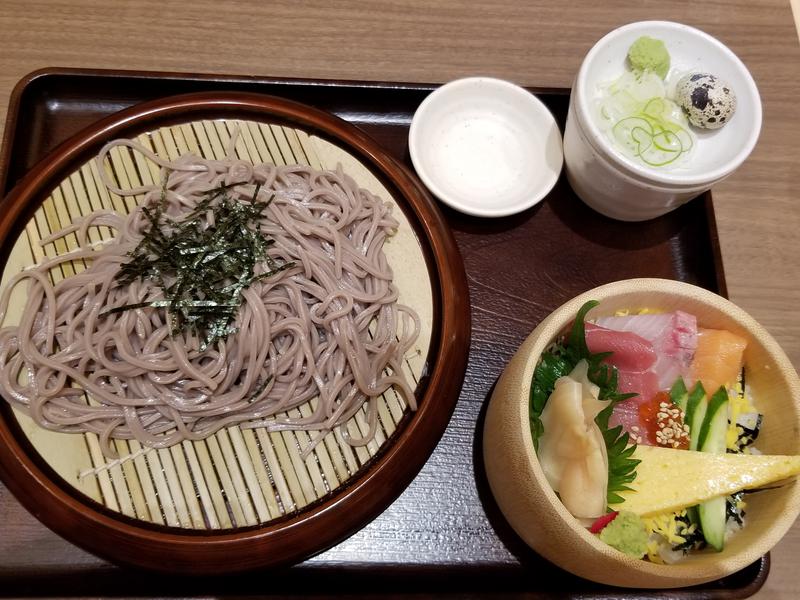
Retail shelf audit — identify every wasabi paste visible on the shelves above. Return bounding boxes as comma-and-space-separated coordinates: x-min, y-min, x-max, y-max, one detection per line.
598, 511, 649, 558
627, 36, 670, 79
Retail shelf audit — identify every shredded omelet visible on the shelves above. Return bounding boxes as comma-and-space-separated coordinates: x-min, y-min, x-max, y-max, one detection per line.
642, 510, 698, 563
727, 377, 757, 452
613, 307, 662, 316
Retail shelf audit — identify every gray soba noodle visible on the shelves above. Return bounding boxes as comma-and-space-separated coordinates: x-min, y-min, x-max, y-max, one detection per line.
0, 137, 420, 459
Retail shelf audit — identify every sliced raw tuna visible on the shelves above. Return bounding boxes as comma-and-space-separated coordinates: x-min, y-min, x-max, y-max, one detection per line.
585, 323, 656, 372
583, 323, 659, 439
606, 368, 660, 441
586, 312, 697, 443
584, 323, 659, 402
616, 369, 660, 405
594, 311, 698, 390
607, 398, 642, 438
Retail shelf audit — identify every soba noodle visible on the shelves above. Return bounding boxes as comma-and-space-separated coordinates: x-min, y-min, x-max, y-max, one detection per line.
0, 137, 420, 458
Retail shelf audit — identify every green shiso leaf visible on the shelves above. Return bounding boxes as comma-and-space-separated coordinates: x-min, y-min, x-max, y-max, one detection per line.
566, 299, 597, 362
529, 299, 639, 505
530, 351, 573, 447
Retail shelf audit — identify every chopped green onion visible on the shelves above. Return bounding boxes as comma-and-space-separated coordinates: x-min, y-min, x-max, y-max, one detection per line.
598, 71, 694, 168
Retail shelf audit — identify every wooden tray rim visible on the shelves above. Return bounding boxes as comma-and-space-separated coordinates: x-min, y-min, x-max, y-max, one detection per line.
0, 68, 758, 597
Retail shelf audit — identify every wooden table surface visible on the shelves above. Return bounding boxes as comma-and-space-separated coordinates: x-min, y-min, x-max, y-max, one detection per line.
0, 1, 797, 597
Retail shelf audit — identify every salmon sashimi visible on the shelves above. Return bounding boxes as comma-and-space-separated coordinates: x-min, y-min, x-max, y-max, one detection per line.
690, 328, 747, 393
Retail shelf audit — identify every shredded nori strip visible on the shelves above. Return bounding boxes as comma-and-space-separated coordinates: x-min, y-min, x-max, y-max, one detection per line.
728, 370, 763, 453
726, 491, 747, 527
671, 511, 707, 552
104, 182, 293, 350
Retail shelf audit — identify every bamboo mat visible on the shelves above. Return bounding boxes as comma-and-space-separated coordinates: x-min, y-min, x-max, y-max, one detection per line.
0, 119, 433, 529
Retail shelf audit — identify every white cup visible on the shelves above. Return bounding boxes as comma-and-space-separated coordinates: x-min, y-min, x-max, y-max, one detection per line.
564, 21, 762, 221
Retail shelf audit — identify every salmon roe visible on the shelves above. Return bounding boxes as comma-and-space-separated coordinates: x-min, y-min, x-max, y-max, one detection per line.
635, 391, 690, 449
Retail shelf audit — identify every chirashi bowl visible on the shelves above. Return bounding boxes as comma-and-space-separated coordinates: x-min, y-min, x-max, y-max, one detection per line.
483, 278, 800, 588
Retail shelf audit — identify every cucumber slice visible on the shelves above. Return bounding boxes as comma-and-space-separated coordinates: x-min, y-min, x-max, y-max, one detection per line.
670, 378, 689, 414
697, 387, 730, 453
697, 387, 730, 552
685, 383, 707, 451
670, 379, 699, 527
697, 495, 727, 551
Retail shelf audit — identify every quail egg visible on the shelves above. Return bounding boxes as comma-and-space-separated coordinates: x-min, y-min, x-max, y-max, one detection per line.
675, 73, 736, 129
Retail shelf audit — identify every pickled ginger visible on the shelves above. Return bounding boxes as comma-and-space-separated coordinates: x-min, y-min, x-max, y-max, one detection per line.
538, 360, 610, 519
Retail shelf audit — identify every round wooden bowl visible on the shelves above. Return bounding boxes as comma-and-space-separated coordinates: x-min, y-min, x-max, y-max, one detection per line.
0, 92, 470, 573
483, 278, 800, 588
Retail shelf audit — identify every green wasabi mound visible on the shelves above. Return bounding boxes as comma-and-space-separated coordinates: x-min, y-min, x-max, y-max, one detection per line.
627, 36, 670, 79
598, 511, 649, 558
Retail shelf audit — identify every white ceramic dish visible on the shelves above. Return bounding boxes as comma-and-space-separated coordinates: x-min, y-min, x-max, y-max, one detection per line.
563, 21, 762, 221
409, 77, 563, 217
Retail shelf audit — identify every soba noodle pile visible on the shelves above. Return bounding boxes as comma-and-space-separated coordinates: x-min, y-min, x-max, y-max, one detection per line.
0, 138, 420, 458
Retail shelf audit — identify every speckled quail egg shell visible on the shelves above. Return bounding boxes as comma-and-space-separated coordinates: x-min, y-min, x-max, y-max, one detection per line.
676, 73, 737, 130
